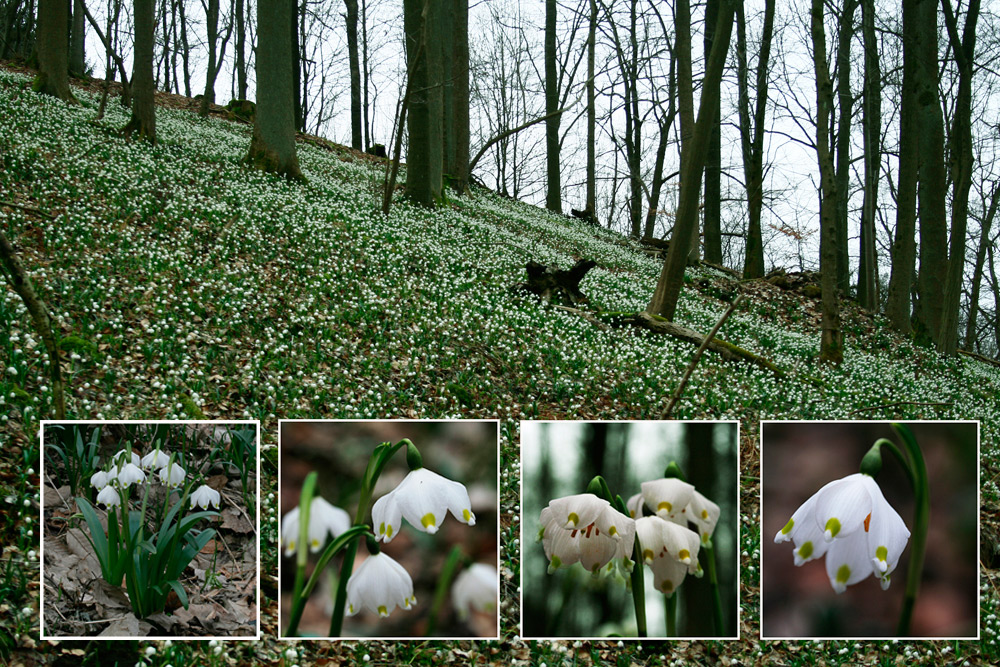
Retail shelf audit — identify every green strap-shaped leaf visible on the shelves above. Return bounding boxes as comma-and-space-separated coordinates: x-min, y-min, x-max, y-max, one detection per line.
75, 498, 112, 581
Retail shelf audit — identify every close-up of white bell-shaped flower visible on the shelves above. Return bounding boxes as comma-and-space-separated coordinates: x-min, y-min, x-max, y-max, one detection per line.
141, 449, 171, 470
538, 493, 636, 575
90, 469, 112, 490
111, 449, 141, 468
451, 563, 498, 620
685, 490, 721, 544
345, 552, 417, 618
774, 472, 910, 593
372, 468, 475, 542
191, 484, 221, 510
116, 462, 146, 488
640, 478, 696, 522
158, 462, 187, 488
97, 485, 121, 508
635, 515, 701, 596
281, 496, 352, 557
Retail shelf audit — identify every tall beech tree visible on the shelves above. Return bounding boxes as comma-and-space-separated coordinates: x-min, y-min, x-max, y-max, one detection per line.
886, 0, 919, 334
123, 0, 156, 142
736, 0, 774, 279
443, 0, 470, 193
647, 0, 734, 320
702, 0, 722, 264
346, 0, 363, 150
199, 0, 234, 117
247, 0, 302, 179
938, 0, 981, 354
545, 0, 560, 213
833, 0, 857, 293
404, 0, 442, 206
811, 0, 843, 363
34, 0, 76, 102
70, 0, 85, 77
857, 0, 880, 311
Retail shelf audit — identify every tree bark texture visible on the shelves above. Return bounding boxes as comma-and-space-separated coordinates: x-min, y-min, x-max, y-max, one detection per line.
247, 0, 303, 179
70, 0, 85, 77
236, 0, 247, 99
913, 0, 947, 345
34, 0, 76, 101
404, 0, 442, 206
647, 0, 734, 321
737, 0, 773, 279
585, 0, 597, 219
703, 0, 722, 264
886, 0, 919, 334
938, 0, 980, 354
443, 0, 469, 193
964, 185, 998, 351
545, 0, 561, 213
858, 0, 880, 311
834, 0, 856, 293
812, 0, 843, 364
346, 0, 363, 150
123, 0, 156, 142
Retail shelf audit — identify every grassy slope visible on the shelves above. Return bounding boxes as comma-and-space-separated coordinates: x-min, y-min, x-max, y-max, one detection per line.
1, 67, 998, 664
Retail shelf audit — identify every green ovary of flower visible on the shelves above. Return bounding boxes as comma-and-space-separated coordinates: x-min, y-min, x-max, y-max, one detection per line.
825, 517, 841, 538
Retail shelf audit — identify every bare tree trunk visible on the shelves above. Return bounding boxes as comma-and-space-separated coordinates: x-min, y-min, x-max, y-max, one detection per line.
236, 0, 247, 98
83, 0, 130, 104
858, 0, 880, 311
70, 0, 85, 77
345, 0, 362, 150
34, 0, 77, 102
989, 242, 1000, 355
737, 0, 774, 279
362, 0, 371, 149
913, 0, 947, 345
404, 0, 442, 206
965, 185, 998, 350
291, 0, 302, 131
644, 46, 677, 240
544, 0, 561, 212
812, 0, 843, 364
834, 0, 856, 293
886, 0, 919, 334
647, 0, 734, 320
585, 0, 597, 219
703, 0, 722, 264
445, 0, 469, 193
123, 0, 156, 142
247, 0, 302, 179
938, 0, 981, 354
200, 0, 221, 116
178, 0, 191, 97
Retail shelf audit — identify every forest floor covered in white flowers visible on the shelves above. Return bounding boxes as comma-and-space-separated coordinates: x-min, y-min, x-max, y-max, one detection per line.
1, 64, 999, 665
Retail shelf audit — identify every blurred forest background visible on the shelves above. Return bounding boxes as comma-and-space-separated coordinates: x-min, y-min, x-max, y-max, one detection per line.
279, 420, 498, 638
762, 421, 978, 638
521, 421, 738, 638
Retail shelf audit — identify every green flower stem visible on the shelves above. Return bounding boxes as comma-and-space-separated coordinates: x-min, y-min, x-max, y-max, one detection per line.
285, 471, 317, 637
891, 424, 929, 636
703, 541, 724, 636
870, 438, 916, 489
426, 545, 464, 636
665, 592, 676, 636
329, 439, 414, 637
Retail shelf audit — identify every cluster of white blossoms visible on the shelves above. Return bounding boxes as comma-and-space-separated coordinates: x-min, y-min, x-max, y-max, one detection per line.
775, 472, 910, 593
540, 476, 720, 598
283, 462, 479, 621
88, 446, 219, 510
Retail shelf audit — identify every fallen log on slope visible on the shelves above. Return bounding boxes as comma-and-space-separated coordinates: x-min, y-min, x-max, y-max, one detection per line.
515, 259, 597, 306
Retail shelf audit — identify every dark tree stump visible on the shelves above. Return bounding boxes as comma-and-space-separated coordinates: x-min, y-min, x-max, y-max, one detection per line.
518, 258, 597, 306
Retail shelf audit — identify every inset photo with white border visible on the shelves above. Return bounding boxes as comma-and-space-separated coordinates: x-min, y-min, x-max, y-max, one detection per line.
278, 419, 499, 639
40, 420, 261, 640
761, 420, 979, 639
521, 420, 739, 640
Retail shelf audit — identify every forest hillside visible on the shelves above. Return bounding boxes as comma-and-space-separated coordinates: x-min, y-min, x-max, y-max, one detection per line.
1, 67, 998, 664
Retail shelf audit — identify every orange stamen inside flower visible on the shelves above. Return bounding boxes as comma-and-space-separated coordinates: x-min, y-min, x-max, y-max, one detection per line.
864, 512, 872, 532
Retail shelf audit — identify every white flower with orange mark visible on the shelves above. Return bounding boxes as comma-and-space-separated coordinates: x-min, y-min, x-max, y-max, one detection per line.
775, 472, 910, 592
538, 493, 635, 575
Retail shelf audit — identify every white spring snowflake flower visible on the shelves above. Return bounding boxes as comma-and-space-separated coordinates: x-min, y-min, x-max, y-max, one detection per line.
190, 485, 221, 510
158, 462, 186, 488
97, 486, 121, 508
371, 468, 475, 542
451, 563, 498, 620
346, 552, 416, 618
90, 469, 112, 490
775, 472, 910, 592
141, 449, 171, 470
635, 515, 701, 596
281, 496, 351, 556
116, 462, 146, 488
538, 493, 635, 575
640, 478, 695, 522
111, 449, 141, 467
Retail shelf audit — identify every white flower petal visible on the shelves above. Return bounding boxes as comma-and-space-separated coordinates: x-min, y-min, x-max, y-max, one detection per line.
640, 478, 695, 521
191, 485, 221, 510
685, 490, 721, 543
307, 496, 351, 552
862, 477, 910, 582
825, 529, 874, 593
281, 507, 300, 557
452, 563, 498, 619
626, 493, 645, 519
813, 473, 872, 541
345, 553, 416, 618
141, 449, 171, 470
540, 497, 635, 574
97, 486, 121, 507
548, 493, 609, 529
158, 462, 186, 487
372, 468, 474, 541
116, 462, 146, 488
90, 469, 110, 490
